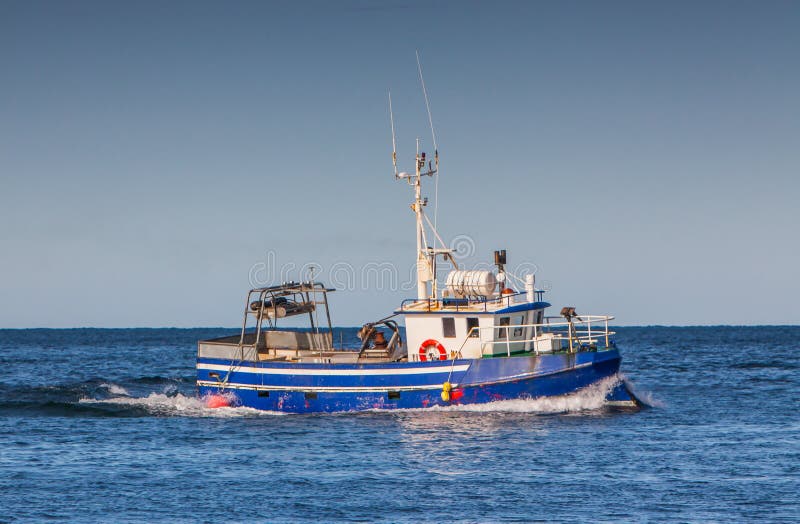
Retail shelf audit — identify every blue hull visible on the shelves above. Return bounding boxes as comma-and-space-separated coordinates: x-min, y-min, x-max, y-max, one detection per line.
197, 348, 625, 413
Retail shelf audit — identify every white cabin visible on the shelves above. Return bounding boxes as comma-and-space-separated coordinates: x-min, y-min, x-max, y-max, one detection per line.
398, 285, 551, 361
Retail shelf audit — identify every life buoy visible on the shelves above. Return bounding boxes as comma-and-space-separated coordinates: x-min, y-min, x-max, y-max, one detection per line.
419, 339, 447, 361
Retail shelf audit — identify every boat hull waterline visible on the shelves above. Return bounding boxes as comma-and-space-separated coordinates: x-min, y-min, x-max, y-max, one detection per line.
197, 348, 635, 413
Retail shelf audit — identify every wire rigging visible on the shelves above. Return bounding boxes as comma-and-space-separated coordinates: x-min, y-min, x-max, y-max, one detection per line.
416, 51, 440, 248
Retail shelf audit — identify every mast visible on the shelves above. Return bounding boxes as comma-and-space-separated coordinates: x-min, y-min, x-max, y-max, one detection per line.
393, 140, 437, 301
400, 138, 453, 301
413, 139, 429, 300
389, 59, 456, 302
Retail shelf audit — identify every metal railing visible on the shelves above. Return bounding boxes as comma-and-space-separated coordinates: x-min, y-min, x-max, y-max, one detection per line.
237, 282, 335, 357
399, 290, 546, 312
452, 315, 615, 358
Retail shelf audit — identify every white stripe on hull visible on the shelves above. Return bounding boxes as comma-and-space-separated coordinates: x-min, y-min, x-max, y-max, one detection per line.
197, 362, 470, 376
197, 380, 450, 393
196, 362, 594, 393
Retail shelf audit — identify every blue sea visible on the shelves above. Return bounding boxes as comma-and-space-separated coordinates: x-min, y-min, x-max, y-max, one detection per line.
0, 326, 797, 523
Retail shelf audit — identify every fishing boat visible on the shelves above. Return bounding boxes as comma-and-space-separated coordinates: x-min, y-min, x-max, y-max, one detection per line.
197, 64, 638, 413
196, 134, 637, 412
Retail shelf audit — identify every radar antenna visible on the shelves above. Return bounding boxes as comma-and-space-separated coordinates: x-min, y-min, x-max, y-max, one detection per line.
388, 90, 398, 178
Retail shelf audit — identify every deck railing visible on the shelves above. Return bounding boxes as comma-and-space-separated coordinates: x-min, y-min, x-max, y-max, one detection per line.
399, 290, 545, 312
453, 315, 615, 358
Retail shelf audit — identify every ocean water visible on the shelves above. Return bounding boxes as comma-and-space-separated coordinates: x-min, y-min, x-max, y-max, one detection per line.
0, 326, 797, 523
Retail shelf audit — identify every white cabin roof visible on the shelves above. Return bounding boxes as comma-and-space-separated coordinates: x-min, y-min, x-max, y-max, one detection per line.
396, 293, 550, 316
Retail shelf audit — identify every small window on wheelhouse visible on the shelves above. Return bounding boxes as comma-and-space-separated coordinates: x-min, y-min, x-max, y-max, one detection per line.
513, 315, 525, 337
466, 317, 480, 338
498, 317, 510, 339
442, 317, 456, 338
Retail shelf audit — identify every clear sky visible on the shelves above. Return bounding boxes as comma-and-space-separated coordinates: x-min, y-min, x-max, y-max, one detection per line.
1, 0, 798, 327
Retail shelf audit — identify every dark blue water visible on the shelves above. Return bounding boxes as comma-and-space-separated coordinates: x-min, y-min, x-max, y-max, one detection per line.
0, 327, 797, 523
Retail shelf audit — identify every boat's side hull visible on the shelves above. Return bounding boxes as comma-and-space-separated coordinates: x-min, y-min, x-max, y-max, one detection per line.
196, 348, 623, 413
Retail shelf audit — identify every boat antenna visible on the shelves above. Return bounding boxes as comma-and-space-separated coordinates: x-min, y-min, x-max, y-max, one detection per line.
416, 51, 439, 243
388, 89, 399, 178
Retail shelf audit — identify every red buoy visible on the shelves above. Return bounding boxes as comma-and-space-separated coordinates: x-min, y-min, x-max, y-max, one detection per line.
205, 393, 233, 408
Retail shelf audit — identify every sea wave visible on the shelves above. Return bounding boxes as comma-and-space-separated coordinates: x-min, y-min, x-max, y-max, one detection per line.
99, 382, 131, 396
621, 374, 665, 408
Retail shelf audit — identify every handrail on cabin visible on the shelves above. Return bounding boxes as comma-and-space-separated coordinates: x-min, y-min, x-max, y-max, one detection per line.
399, 291, 537, 312
449, 315, 615, 359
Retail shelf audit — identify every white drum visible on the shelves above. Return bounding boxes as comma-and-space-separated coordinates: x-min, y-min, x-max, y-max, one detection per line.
445, 270, 497, 298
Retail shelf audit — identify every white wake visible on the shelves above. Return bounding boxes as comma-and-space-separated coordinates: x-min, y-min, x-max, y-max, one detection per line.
79, 392, 285, 417
407, 374, 625, 414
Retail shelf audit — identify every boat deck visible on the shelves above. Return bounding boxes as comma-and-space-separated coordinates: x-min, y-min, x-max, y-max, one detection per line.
197, 332, 400, 364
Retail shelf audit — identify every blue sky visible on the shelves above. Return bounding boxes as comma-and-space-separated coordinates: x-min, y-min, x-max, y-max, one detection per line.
1, 1, 798, 327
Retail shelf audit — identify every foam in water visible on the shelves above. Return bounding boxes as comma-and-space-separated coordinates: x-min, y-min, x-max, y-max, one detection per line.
79, 393, 285, 417
365, 374, 632, 415
99, 383, 130, 396
428, 374, 622, 414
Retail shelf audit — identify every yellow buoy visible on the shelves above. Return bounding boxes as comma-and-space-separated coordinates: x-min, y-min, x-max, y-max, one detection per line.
441, 381, 452, 402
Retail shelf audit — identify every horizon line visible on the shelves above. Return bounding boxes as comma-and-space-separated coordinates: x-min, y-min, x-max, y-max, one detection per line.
1, 324, 799, 330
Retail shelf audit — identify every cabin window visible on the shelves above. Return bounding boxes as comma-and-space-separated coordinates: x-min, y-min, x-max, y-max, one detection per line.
535, 310, 544, 325
304, 392, 317, 400
513, 315, 525, 337
466, 317, 480, 338
258, 390, 270, 398
442, 317, 456, 338
498, 317, 510, 339
388, 391, 401, 400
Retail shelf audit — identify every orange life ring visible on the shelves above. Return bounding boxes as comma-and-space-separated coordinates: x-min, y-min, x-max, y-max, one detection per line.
419, 339, 447, 361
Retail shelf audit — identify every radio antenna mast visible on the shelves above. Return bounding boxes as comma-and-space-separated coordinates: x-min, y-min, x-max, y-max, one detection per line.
388, 90, 398, 178
416, 51, 440, 242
